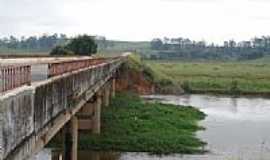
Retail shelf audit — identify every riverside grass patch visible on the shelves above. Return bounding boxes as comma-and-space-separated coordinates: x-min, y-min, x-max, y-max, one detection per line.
146, 60, 270, 94
79, 93, 206, 154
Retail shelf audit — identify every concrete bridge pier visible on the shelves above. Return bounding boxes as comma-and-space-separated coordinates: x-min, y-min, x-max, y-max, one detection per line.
103, 88, 110, 107
103, 78, 116, 107
77, 100, 96, 131
63, 116, 78, 160
111, 77, 116, 98
62, 90, 103, 160
56, 77, 118, 160
92, 91, 102, 134
76, 91, 102, 134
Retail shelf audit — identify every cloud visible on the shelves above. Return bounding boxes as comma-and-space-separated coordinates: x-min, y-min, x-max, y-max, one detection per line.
0, 0, 74, 36
161, 0, 223, 3
0, 0, 270, 43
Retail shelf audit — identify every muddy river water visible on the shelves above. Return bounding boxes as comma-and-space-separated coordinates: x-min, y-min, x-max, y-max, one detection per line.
33, 94, 270, 160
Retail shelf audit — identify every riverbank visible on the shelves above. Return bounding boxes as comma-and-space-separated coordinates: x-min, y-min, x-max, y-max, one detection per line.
145, 60, 270, 96
79, 93, 206, 154
139, 94, 270, 160
118, 54, 184, 95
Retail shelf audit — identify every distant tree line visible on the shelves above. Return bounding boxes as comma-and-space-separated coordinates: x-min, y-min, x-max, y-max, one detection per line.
0, 34, 68, 51
150, 36, 270, 60
2, 33, 270, 60
0, 34, 99, 56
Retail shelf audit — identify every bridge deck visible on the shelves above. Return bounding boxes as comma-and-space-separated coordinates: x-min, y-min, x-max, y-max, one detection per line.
0, 54, 128, 160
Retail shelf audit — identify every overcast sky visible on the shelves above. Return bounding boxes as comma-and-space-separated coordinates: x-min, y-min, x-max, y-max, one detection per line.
1, 0, 270, 43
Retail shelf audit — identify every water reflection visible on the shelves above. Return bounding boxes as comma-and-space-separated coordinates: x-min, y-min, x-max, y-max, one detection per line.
35, 94, 270, 160
146, 94, 270, 121
36, 151, 226, 160
32, 150, 121, 160
77, 151, 121, 160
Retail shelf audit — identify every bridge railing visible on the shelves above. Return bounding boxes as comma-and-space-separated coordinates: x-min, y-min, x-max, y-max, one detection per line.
48, 58, 107, 77
0, 65, 31, 93
0, 56, 126, 93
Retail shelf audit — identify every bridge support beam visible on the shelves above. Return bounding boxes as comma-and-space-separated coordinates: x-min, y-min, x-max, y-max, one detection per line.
92, 91, 102, 134
77, 100, 95, 130
63, 116, 78, 160
111, 77, 116, 98
103, 83, 111, 107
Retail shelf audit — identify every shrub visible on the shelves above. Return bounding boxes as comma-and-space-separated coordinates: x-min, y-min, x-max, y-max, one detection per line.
50, 45, 74, 56
142, 65, 156, 82
158, 78, 173, 87
66, 35, 97, 56
182, 81, 192, 93
230, 80, 241, 95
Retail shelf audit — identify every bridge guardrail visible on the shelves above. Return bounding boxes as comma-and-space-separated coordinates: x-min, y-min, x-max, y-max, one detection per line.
48, 58, 107, 77
0, 56, 126, 93
0, 65, 31, 93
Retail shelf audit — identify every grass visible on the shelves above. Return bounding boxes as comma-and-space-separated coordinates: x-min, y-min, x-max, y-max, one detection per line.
245, 55, 270, 64
123, 54, 183, 94
79, 93, 206, 154
145, 60, 270, 95
0, 48, 49, 55
98, 41, 151, 55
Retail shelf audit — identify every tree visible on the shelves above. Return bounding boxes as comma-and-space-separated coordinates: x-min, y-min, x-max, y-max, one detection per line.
7, 36, 19, 48
150, 38, 163, 50
66, 35, 97, 56
229, 40, 236, 48
176, 38, 183, 49
224, 41, 229, 48
197, 41, 206, 48
50, 45, 74, 56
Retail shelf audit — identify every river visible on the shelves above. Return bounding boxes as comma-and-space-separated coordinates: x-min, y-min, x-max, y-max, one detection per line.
33, 94, 270, 160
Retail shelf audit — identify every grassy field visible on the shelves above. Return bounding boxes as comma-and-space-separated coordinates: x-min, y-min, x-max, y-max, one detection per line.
146, 59, 270, 95
98, 41, 151, 54
79, 93, 206, 154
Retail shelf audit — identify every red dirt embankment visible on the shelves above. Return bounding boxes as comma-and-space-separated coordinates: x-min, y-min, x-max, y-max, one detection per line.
115, 65, 155, 95
115, 54, 184, 95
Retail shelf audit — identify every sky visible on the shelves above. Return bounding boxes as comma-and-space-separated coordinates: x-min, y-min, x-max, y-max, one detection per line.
1, 0, 270, 43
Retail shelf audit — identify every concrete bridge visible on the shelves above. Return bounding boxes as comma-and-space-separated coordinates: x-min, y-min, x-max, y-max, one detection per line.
0, 54, 128, 160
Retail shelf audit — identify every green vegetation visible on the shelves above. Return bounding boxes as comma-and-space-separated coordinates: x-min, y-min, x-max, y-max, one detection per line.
97, 40, 151, 54
125, 54, 156, 81
98, 36, 270, 61
79, 93, 206, 154
3, 33, 270, 62
50, 45, 74, 56
0, 34, 67, 55
148, 37, 267, 61
0, 33, 98, 56
246, 55, 270, 64
50, 35, 97, 56
125, 54, 183, 94
146, 60, 270, 95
